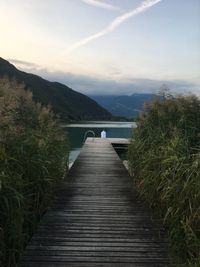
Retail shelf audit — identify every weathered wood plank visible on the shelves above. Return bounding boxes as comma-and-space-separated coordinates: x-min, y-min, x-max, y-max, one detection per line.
19, 262, 171, 267
18, 138, 172, 266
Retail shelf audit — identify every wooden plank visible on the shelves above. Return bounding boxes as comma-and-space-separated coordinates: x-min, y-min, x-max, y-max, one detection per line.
19, 263, 171, 267
18, 138, 172, 266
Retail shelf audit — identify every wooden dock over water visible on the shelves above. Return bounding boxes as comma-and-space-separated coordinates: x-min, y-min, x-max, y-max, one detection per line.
19, 138, 171, 267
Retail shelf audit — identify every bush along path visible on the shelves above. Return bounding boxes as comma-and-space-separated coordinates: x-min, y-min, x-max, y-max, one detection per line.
0, 77, 69, 267
128, 94, 200, 266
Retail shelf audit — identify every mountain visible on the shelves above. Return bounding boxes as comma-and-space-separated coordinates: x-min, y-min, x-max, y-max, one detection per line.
90, 94, 157, 118
0, 58, 111, 121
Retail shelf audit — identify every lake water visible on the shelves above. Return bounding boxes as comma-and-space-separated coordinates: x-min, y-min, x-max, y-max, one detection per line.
63, 121, 136, 163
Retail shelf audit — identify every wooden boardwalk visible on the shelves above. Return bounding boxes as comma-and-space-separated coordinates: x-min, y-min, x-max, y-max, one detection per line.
19, 138, 171, 267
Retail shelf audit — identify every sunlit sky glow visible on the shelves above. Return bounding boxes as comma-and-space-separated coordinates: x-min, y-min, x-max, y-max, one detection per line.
0, 0, 200, 95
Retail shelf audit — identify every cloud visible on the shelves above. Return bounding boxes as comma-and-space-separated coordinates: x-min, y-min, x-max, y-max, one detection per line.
27, 67, 198, 96
81, 0, 122, 11
11, 59, 199, 96
67, 0, 162, 53
8, 58, 39, 68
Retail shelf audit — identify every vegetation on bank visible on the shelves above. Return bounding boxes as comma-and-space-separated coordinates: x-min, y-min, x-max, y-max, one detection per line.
128, 94, 200, 266
0, 77, 69, 266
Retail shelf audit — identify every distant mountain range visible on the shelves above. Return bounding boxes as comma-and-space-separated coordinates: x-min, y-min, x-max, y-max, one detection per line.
0, 58, 111, 121
90, 94, 157, 118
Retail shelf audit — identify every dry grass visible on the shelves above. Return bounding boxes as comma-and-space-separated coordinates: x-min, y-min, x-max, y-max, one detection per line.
0, 77, 69, 266
128, 94, 200, 266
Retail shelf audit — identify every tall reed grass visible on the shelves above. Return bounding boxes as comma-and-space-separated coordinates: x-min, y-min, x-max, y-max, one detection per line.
128, 94, 200, 266
0, 77, 69, 266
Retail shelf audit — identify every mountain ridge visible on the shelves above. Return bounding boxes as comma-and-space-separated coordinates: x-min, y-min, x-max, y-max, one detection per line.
0, 58, 111, 121
90, 94, 157, 118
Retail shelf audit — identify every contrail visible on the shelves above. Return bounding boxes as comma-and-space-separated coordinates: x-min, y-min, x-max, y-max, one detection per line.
66, 0, 162, 53
81, 0, 122, 11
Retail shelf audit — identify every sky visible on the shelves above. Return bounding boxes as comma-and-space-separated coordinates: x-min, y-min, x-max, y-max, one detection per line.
0, 0, 200, 95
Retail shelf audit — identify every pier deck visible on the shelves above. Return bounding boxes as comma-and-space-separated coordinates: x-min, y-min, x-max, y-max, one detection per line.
19, 138, 171, 267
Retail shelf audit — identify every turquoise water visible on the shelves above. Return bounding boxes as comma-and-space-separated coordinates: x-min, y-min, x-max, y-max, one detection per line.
63, 121, 136, 163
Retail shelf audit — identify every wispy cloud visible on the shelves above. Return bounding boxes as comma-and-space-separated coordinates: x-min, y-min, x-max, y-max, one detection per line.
67, 0, 162, 53
8, 58, 39, 68
10, 59, 199, 96
34, 68, 198, 96
81, 0, 122, 11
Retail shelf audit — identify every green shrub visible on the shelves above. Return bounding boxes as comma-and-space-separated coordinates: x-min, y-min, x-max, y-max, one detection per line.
128, 94, 200, 265
0, 77, 69, 266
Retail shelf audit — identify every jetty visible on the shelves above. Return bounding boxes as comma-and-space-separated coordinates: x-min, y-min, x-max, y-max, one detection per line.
19, 138, 171, 267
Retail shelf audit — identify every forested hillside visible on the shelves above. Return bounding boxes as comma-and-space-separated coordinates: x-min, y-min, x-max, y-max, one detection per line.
0, 58, 111, 121
91, 94, 156, 118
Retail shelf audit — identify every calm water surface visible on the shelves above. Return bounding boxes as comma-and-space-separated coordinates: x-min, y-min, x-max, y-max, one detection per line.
63, 121, 136, 163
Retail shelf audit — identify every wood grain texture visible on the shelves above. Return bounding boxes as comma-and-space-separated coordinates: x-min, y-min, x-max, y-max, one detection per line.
18, 138, 172, 267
